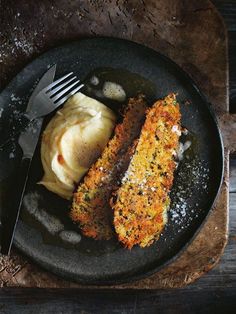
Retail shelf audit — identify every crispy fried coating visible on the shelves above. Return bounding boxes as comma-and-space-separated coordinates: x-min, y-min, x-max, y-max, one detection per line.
112, 94, 181, 248
70, 95, 147, 240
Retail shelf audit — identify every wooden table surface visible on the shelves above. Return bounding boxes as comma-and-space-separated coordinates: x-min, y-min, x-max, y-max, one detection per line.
0, 0, 236, 313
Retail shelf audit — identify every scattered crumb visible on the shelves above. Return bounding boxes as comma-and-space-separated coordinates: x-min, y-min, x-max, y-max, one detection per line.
176, 140, 192, 161
184, 99, 191, 105
9, 152, 15, 159
182, 128, 188, 135
0, 33, 34, 63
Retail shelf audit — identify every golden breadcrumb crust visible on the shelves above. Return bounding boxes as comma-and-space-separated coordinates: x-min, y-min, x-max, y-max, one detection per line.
112, 93, 181, 249
70, 95, 147, 240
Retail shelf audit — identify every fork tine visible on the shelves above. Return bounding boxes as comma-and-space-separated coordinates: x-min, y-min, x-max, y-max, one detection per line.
44, 72, 73, 92
55, 84, 84, 106
69, 83, 85, 96
52, 80, 81, 101
47, 76, 77, 97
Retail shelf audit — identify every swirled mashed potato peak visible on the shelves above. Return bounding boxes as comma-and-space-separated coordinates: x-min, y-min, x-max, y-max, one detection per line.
39, 92, 116, 199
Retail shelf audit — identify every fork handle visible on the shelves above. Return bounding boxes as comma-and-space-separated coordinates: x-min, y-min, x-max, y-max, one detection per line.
0, 114, 30, 148
1, 156, 31, 255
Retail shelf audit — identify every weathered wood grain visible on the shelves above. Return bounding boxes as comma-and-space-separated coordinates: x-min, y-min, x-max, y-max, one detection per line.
0, 0, 232, 290
210, 1, 236, 112
0, 0, 235, 312
212, 0, 236, 31
229, 31, 236, 112
229, 191, 236, 233
230, 159, 236, 192
0, 287, 235, 314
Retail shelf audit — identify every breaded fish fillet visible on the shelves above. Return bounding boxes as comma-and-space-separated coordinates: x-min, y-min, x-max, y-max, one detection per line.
70, 95, 147, 240
112, 93, 181, 249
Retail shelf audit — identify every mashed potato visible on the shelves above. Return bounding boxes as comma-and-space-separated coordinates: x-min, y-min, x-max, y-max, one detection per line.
39, 92, 116, 199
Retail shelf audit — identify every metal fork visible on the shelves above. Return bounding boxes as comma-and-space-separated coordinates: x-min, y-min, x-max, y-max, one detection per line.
26, 72, 84, 121
0, 73, 84, 148
0, 70, 84, 255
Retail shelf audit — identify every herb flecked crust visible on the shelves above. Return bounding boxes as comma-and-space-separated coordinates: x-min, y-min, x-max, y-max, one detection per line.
112, 93, 181, 249
70, 95, 147, 240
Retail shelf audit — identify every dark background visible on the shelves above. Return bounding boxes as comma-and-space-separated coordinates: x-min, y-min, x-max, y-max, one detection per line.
0, 0, 236, 313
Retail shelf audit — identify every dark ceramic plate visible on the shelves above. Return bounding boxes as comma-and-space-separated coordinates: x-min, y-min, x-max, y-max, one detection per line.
0, 37, 223, 285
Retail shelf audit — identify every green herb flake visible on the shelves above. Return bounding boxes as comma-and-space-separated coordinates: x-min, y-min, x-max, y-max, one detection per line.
84, 194, 90, 202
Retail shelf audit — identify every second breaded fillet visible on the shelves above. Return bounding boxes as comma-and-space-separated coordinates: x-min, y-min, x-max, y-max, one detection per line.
112, 94, 181, 249
70, 95, 147, 240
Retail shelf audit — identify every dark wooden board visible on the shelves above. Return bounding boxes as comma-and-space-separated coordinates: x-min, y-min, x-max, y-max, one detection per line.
212, 1, 236, 113
0, 0, 234, 304
0, 0, 232, 290
0, 286, 236, 314
229, 31, 236, 112
0, 0, 236, 310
